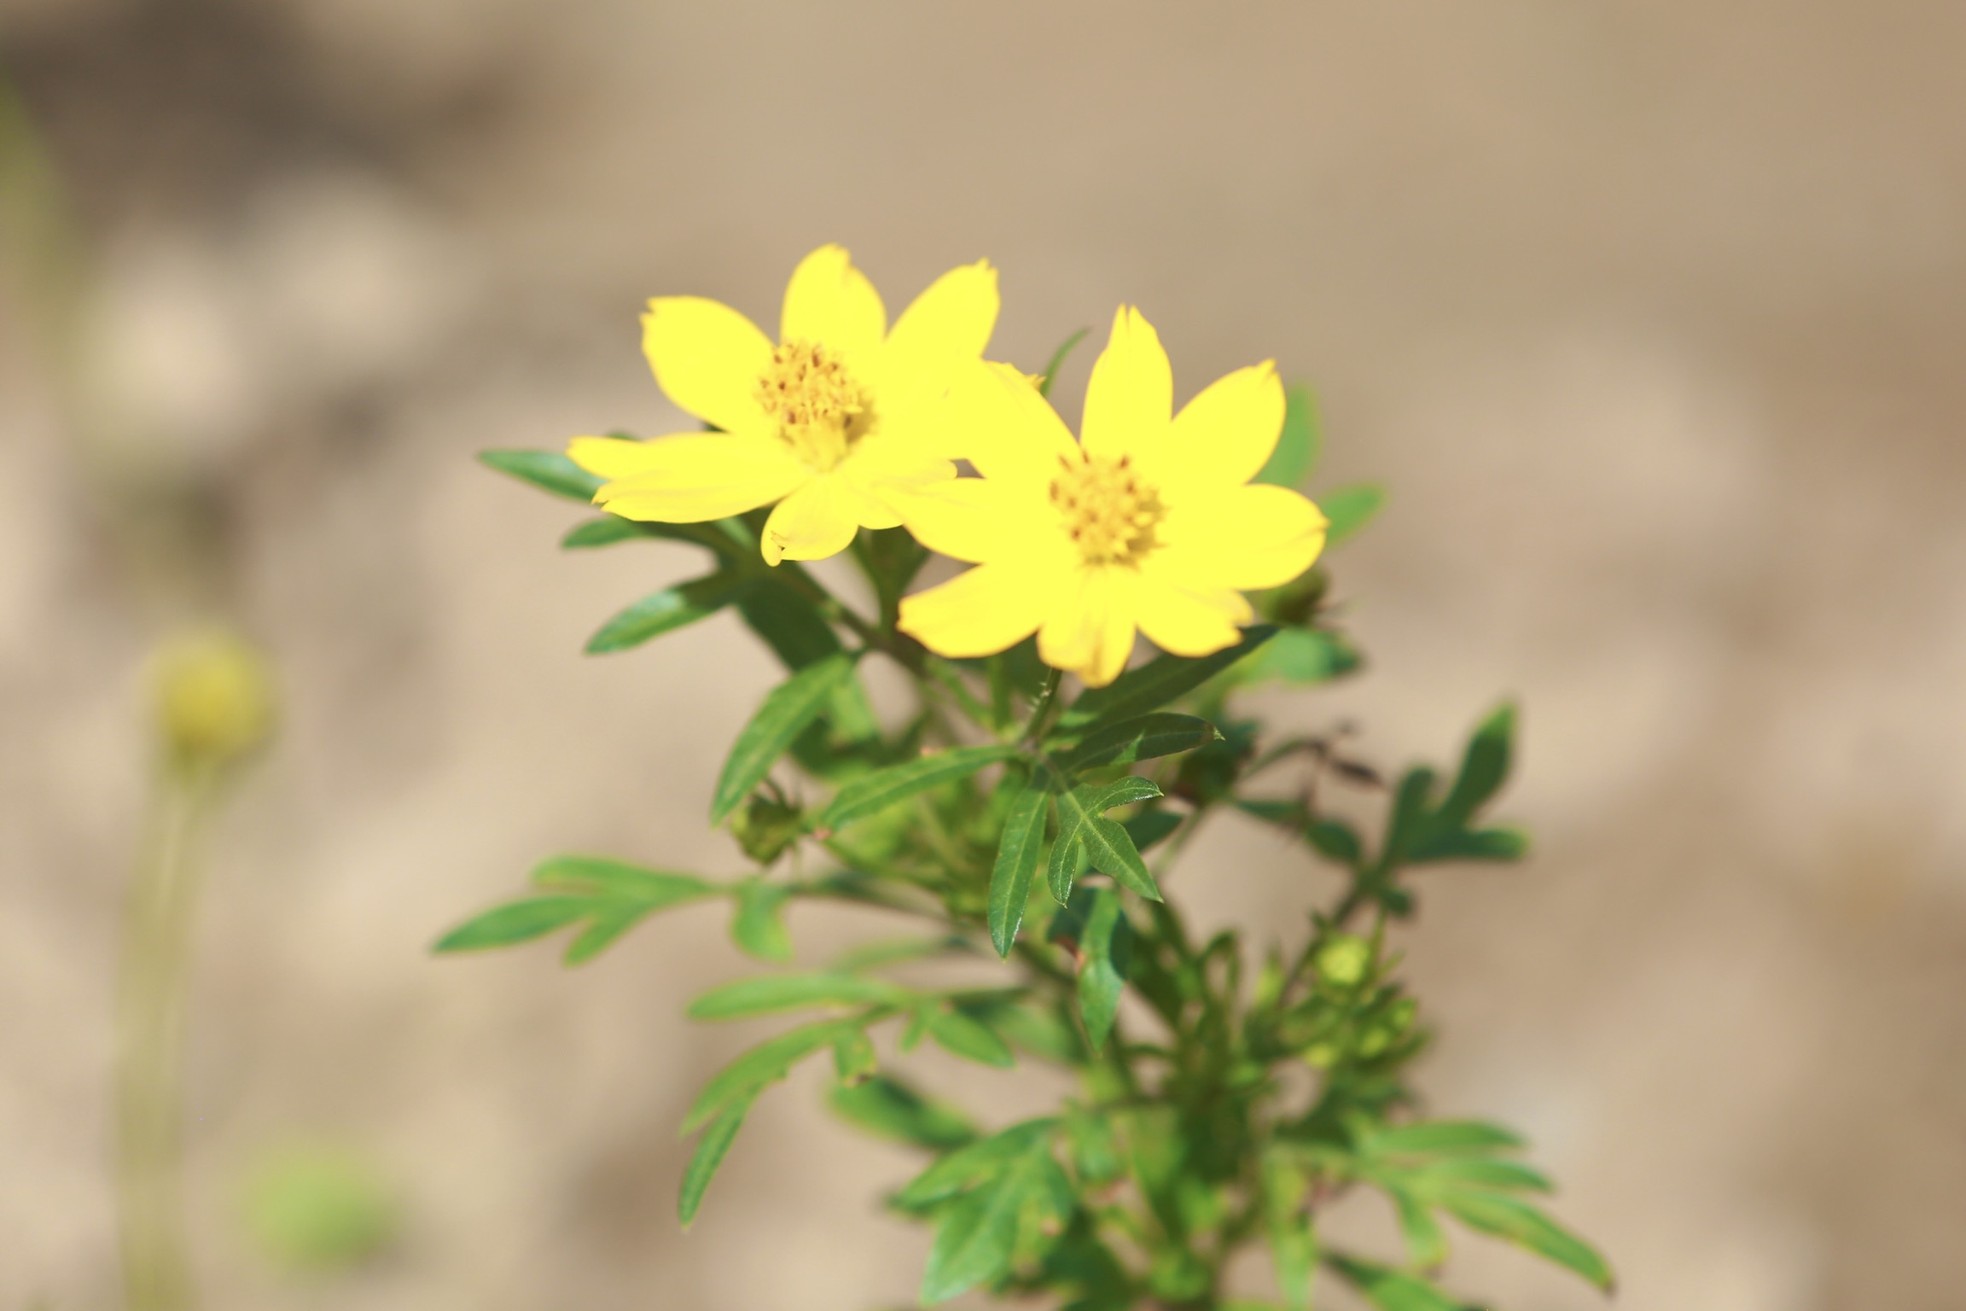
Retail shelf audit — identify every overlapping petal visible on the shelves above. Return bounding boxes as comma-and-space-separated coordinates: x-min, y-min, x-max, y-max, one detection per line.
882, 260, 999, 414
1161, 361, 1286, 489
640, 298, 775, 437
582, 431, 806, 522
760, 475, 861, 565
939, 361, 1078, 485
1038, 567, 1138, 688
897, 556, 1069, 658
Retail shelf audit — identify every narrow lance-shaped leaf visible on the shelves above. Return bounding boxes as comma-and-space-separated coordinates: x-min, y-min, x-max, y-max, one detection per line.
1056, 712, 1220, 772
1433, 1190, 1614, 1291
530, 856, 716, 905
828, 1075, 977, 1151
1255, 384, 1320, 489
479, 449, 604, 502
1432, 703, 1515, 831
711, 652, 860, 824
729, 880, 794, 963
687, 972, 906, 1021
433, 897, 590, 953
1319, 482, 1386, 547
682, 1018, 858, 1132
585, 573, 751, 654
1326, 1255, 1474, 1311
1036, 327, 1090, 398
1074, 889, 1132, 1051
1059, 626, 1277, 732
925, 1006, 1016, 1069
895, 1118, 1060, 1208
1048, 775, 1163, 904
919, 1141, 1060, 1303
1365, 1120, 1525, 1158
815, 744, 1020, 831
561, 516, 647, 549
678, 1090, 756, 1227
1262, 1155, 1318, 1310
987, 776, 1049, 957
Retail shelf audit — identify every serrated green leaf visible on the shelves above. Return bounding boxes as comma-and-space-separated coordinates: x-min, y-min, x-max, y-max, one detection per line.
433, 897, 589, 952
1255, 385, 1319, 489
1319, 483, 1385, 547
896, 1118, 1059, 1208
687, 972, 905, 1021
682, 1019, 856, 1132
827, 1075, 976, 1150
816, 744, 1019, 831
529, 856, 715, 904
712, 652, 859, 824
729, 881, 794, 963
1366, 1120, 1525, 1158
1056, 712, 1219, 771
478, 449, 604, 502
1036, 327, 1090, 399
1261, 1155, 1317, 1310
1050, 777, 1163, 903
1075, 889, 1131, 1051
1436, 1190, 1613, 1290
1326, 1255, 1472, 1311
678, 1089, 755, 1227
1060, 626, 1277, 732
585, 573, 750, 654
926, 1006, 1016, 1069
988, 778, 1049, 957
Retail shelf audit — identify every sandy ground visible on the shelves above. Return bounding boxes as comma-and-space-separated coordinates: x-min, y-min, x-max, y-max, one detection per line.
3, 1, 1965, 1307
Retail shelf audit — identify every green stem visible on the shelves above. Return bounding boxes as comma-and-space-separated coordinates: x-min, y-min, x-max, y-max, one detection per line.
116, 761, 216, 1311
1020, 668, 1065, 746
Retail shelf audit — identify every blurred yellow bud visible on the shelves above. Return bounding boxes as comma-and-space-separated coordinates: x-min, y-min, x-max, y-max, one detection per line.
1314, 934, 1372, 988
152, 629, 275, 766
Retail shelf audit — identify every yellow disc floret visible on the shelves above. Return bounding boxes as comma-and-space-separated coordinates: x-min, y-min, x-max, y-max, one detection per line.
1048, 450, 1166, 566
754, 339, 868, 471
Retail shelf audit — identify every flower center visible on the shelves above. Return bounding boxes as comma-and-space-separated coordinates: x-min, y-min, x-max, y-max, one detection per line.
1049, 451, 1166, 566
755, 339, 868, 471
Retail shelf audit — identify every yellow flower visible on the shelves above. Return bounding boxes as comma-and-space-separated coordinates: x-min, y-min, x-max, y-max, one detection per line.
895, 307, 1327, 687
566, 245, 998, 565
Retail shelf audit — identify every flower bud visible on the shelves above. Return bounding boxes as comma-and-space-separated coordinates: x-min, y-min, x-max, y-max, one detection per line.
153, 629, 274, 767
732, 792, 803, 866
1314, 934, 1372, 988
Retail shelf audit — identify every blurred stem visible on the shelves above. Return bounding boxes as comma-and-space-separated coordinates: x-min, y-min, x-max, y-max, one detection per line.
115, 761, 217, 1311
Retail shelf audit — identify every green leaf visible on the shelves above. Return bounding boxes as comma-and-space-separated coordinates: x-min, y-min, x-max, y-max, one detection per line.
678, 1090, 755, 1227
815, 744, 1019, 831
687, 972, 905, 1021
1122, 807, 1183, 854
560, 516, 647, 549
1306, 818, 1364, 866
736, 580, 842, 671
1074, 889, 1131, 1051
478, 449, 603, 502
1382, 766, 1440, 866
711, 652, 859, 823
1257, 385, 1320, 488
1435, 1191, 1613, 1290
1409, 826, 1530, 864
926, 1006, 1016, 1069
918, 1140, 1062, 1302
1237, 627, 1361, 686
1261, 1156, 1317, 1310
1060, 626, 1277, 731
827, 1075, 976, 1150
562, 910, 642, 965
832, 1029, 878, 1084
682, 1019, 855, 1132
1056, 713, 1219, 771
830, 934, 971, 973
1036, 327, 1090, 398
987, 777, 1050, 957
1049, 776, 1163, 903
585, 573, 750, 654
1391, 1188, 1449, 1268
896, 1118, 1059, 1208
1366, 1120, 1525, 1158
530, 856, 715, 905
1413, 1158, 1553, 1194
1435, 703, 1515, 830
1326, 1255, 1472, 1311
729, 881, 794, 963
1319, 483, 1386, 547
432, 897, 589, 952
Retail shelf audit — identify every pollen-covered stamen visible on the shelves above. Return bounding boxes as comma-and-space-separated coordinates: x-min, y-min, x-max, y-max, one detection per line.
754, 339, 869, 471
1049, 450, 1167, 566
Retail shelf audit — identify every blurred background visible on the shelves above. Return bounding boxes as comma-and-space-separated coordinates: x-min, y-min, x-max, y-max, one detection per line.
4, 1, 1964, 1307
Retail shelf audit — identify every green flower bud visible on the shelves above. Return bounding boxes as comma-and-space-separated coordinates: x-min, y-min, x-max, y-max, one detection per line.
732, 792, 803, 865
153, 630, 274, 767
242, 1144, 397, 1275
1315, 934, 1372, 988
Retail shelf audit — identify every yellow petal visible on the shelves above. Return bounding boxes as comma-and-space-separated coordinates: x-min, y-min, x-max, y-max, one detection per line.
1080, 306, 1172, 463
1133, 565, 1253, 657
641, 297, 775, 437
589, 431, 807, 523
944, 360, 1079, 487
1160, 361, 1286, 489
568, 433, 679, 480
760, 474, 861, 565
889, 476, 1068, 565
882, 259, 999, 409
1156, 484, 1329, 590
840, 439, 959, 531
898, 557, 1064, 659
1038, 566, 1138, 688
781, 244, 885, 375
